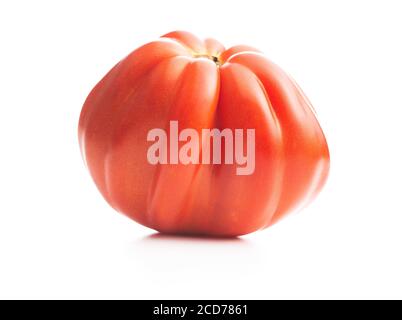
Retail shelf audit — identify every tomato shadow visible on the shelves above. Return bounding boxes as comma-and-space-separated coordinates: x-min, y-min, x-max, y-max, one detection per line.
140, 232, 248, 244
129, 232, 260, 271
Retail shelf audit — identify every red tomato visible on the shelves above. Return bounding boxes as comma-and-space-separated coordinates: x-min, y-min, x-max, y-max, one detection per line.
78, 31, 330, 237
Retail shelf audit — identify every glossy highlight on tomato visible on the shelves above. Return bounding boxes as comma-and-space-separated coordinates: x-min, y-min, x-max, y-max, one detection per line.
78, 31, 330, 237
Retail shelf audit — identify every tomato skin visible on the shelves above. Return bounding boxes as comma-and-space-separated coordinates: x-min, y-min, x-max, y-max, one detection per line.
79, 31, 330, 237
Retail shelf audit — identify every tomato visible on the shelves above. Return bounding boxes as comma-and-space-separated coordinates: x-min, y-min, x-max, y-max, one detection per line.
78, 31, 330, 237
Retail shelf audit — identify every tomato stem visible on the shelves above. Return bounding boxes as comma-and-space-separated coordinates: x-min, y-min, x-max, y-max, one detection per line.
193, 54, 221, 66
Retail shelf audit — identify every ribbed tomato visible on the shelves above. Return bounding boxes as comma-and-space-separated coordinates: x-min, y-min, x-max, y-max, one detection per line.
78, 31, 330, 237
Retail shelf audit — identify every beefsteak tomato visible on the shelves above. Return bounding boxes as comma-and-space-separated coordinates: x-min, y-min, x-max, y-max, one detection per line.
78, 31, 330, 236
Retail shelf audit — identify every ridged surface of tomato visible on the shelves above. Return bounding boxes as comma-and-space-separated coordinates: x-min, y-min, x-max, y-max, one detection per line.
79, 31, 330, 236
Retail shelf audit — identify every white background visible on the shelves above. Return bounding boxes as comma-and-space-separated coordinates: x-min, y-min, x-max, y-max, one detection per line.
1, 0, 401, 299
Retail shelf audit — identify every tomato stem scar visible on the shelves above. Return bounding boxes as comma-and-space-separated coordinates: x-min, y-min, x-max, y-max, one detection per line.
193, 54, 222, 66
